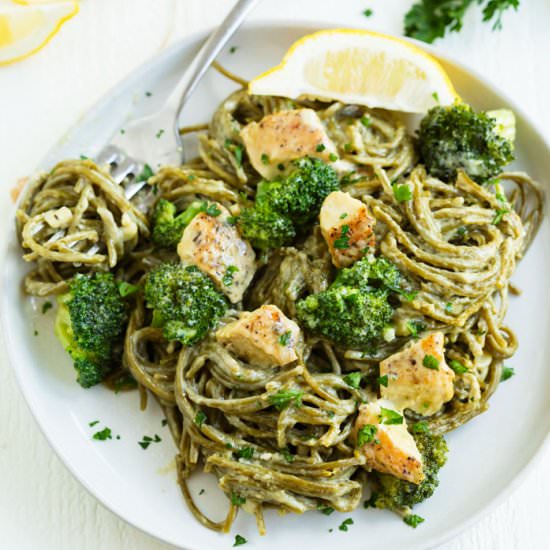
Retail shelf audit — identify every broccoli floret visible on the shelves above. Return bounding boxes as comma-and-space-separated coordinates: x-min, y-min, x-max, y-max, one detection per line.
144, 263, 228, 345
368, 431, 448, 523
417, 103, 514, 182
296, 256, 408, 348
151, 199, 212, 248
238, 157, 339, 250
238, 205, 296, 250
54, 273, 130, 388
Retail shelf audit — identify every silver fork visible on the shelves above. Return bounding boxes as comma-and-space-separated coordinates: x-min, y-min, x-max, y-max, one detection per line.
96, 0, 260, 199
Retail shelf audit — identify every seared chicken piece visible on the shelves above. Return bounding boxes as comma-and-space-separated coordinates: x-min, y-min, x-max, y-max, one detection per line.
319, 191, 376, 267
380, 332, 455, 416
240, 109, 339, 179
216, 305, 302, 367
355, 399, 424, 484
177, 204, 255, 303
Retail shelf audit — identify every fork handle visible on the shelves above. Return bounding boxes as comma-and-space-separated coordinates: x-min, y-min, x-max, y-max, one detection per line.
170, 0, 261, 144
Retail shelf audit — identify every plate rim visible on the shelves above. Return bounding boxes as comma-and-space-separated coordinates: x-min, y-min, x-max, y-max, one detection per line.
2, 19, 550, 550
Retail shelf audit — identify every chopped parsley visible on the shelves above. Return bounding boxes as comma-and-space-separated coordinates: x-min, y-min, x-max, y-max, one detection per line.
194, 410, 207, 428
360, 116, 371, 128
231, 492, 246, 506
329, 152, 339, 162
224, 139, 244, 166
445, 302, 453, 313
316, 143, 326, 153
404, 514, 425, 528
145, 91, 152, 97
138, 434, 161, 449
118, 281, 139, 297
379, 407, 403, 425
41, 301, 52, 314
423, 354, 440, 370
79, 154, 89, 160
223, 265, 239, 287
492, 208, 510, 225
235, 446, 254, 460
357, 424, 378, 446
88, 420, 100, 427
363, 8, 373, 17
278, 330, 292, 346
343, 371, 362, 389
450, 360, 468, 374
34, 330, 38, 336
135, 163, 153, 183
226, 215, 238, 226
281, 447, 295, 463
261, 153, 270, 165
393, 183, 412, 202
338, 518, 354, 532
339, 212, 348, 219
156, 129, 165, 139
406, 320, 425, 338
432, 91, 440, 103
233, 534, 247, 546
161, 419, 168, 427
344, 143, 353, 153
229, 46, 238, 54
501, 366, 515, 381
93, 427, 112, 441
198, 489, 205, 495
268, 390, 303, 410
277, 163, 285, 171
411, 421, 430, 434
333, 224, 350, 249
377, 374, 389, 387
205, 203, 221, 217
317, 503, 335, 515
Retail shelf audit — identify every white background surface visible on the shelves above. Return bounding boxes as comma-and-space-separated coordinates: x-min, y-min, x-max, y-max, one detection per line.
1, 1, 549, 549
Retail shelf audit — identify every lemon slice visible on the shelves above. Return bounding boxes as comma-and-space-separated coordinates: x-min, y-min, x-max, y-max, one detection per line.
0, 1, 79, 66
249, 29, 458, 114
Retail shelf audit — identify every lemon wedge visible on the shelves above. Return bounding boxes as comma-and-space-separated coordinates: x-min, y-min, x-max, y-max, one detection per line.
249, 29, 458, 114
0, 1, 78, 66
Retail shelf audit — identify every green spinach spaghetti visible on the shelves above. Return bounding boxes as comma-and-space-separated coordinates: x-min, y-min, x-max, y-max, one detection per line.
15, 74, 543, 535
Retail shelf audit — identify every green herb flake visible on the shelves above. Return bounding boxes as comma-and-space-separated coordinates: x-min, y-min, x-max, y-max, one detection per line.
343, 371, 362, 389
377, 374, 389, 388
329, 153, 339, 162
161, 419, 168, 427
339, 212, 348, 219
344, 143, 353, 153
450, 360, 468, 374
281, 447, 295, 463
93, 427, 112, 441
222, 265, 239, 287
229, 46, 238, 54
404, 514, 425, 528
277, 163, 285, 171
492, 208, 510, 225
360, 116, 371, 128
423, 354, 440, 370
268, 390, 303, 411
156, 129, 165, 139
231, 492, 246, 506
317, 503, 335, 515
194, 410, 207, 428
233, 534, 247, 547
406, 320, 425, 338
261, 153, 270, 165
357, 424, 378, 446
198, 488, 205, 495
379, 407, 403, 425
226, 215, 238, 226
278, 330, 292, 347
41, 301, 53, 314
34, 330, 38, 336
204, 203, 221, 217
333, 224, 350, 249
393, 183, 412, 202
89, 420, 100, 427
145, 91, 152, 97
364, 492, 378, 508
432, 91, 440, 103
338, 518, 354, 532
79, 154, 89, 160
501, 366, 515, 381
316, 143, 326, 153
411, 421, 430, 434
363, 8, 373, 17
235, 446, 254, 460
445, 302, 453, 313
118, 281, 139, 297
135, 163, 154, 183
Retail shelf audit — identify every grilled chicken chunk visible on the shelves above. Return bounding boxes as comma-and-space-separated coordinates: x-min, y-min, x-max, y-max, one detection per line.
216, 305, 302, 367
380, 332, 455, 416
319, 191, 376, 267
177, 204, 255, 303
355, 399, 424, 484
240, 109, 339, 179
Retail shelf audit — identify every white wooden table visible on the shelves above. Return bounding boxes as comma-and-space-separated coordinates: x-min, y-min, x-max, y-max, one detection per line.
1, 1, 549, 548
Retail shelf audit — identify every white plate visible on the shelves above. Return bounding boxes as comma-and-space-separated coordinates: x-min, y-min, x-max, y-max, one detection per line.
2, 22, 550, 550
